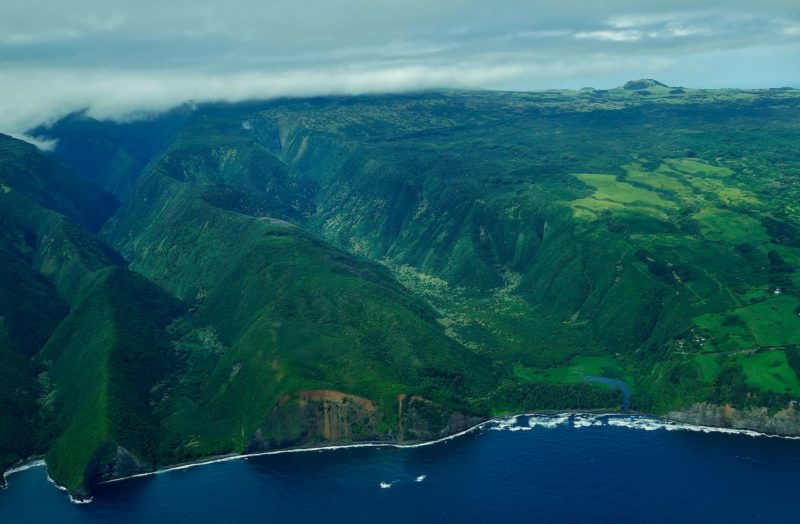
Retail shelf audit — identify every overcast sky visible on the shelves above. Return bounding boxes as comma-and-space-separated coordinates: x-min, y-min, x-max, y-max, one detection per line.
2, 0, 799, 143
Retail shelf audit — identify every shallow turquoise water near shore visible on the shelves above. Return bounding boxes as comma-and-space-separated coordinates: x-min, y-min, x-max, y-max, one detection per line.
3, 415, 800, 523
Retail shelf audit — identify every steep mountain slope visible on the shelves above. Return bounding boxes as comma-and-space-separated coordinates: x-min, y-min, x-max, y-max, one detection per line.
39, 86, 800, 421
0, 134, 190, 496
101, 131, 495, 462
0, 127, 507, 498
0, 134, 123, 475
38, 267, 186, 498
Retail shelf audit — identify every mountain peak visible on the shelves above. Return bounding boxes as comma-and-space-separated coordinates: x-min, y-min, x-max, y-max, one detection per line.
622, 79, 669, 90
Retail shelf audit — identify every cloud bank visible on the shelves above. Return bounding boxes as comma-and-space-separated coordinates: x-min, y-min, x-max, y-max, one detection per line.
1, 0, 798, 142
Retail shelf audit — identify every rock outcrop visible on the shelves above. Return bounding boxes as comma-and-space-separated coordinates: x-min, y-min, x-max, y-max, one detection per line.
246, 389, 481, 452
667, 402, 800, 436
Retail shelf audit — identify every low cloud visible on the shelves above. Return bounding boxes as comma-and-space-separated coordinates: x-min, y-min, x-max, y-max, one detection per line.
574, 30, 643, 42
0, 60, 622, 135
1, 0, 798, 143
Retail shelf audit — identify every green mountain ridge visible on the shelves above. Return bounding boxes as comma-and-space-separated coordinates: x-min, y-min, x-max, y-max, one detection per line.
0, 129, 501, 498
4, 84, 800, 497
622, 79, 670, 90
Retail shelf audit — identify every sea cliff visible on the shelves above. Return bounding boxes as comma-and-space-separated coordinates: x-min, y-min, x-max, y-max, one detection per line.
667, 402, 800, 437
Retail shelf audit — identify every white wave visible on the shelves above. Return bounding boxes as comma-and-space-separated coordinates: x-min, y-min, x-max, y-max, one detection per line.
605, 416, 800, 440
489, 416, 519, 431
2, 459, 47, 491
415, 475, 426, 482
43, 471, 92, 504
527, 414, 570, 429
3, 459, 46, 480
607, 417, 666, 431
0, 460, 66, 501
572, 415, 604, 428
489, 414, 572, 431
662, 421, 800, 439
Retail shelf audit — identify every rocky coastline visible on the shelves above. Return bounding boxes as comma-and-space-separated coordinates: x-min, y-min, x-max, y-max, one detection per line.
5, 402, 800, 503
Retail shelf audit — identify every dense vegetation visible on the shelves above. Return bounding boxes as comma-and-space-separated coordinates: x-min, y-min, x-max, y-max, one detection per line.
3, 80, 800, 497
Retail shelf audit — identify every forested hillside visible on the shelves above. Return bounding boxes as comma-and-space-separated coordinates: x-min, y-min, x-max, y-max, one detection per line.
4, 82, 800, 498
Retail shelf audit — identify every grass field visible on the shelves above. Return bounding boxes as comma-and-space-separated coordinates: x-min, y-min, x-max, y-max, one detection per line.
693, 296, 800, 351
567, 172, 677, 219
694, 208, 769, 245
665, 158, 733, 177
693, 354, 721, 382
736, 350, 800, 395
514, 356, 628, 384
624, 164, 690, 194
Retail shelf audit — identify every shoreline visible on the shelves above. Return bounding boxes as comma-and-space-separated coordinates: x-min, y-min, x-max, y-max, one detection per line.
4, 410, 800, 503
1, 458, 46, 489
0, 458, 92, 504
97, 415, 497, 485
82, 410, 800, 486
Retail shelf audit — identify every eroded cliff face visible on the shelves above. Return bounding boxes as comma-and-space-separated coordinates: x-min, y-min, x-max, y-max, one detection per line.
91, 444, 153, 482
246, 389, 481, 452
397, 394, 481, 442
68, 443, 154, 501
245, 390, 383, 452
667, 402, 800, 436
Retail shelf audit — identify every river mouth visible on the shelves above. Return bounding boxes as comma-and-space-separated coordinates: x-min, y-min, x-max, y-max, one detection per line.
583, 376, 631, 411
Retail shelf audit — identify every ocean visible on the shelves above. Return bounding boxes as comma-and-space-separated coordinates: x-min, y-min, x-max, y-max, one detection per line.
2, 414, 800, 523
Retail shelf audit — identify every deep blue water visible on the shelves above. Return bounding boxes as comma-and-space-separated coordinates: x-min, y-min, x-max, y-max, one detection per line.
3, 414, 800, 523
